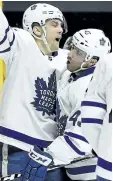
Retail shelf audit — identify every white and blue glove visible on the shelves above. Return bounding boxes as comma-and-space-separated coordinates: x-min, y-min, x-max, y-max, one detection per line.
21, 146, 53, 181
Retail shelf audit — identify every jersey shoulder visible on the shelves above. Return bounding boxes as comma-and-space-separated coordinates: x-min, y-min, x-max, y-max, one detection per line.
99, 53, 112, 82
12, 27, 35, 44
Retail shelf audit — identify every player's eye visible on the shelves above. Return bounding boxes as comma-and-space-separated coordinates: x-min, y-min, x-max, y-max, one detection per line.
71, 44, 75, 50
51, 19, 63, 29
51, 20, 58, 27
76, 49, 84, 56
75, 46, 87, 57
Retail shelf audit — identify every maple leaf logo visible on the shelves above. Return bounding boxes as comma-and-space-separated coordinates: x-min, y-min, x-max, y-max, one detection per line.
56, 99, 68, 136
31, 71, 57, 116
31, 5, 37, 10
100, 38, 106, 46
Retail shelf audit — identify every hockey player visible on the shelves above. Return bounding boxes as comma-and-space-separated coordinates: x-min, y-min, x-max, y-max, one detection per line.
81, 53, 112, 181
0, 2, 68, 181
19, 29, 111, 181
44, 29, 111, 181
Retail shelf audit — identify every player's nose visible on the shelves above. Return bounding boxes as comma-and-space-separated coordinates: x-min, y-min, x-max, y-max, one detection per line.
57, 25, 63, 35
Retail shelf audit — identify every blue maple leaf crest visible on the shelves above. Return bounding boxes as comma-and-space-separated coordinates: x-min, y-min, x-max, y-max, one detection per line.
31, 71, 57, 116
56, 99, 68, 136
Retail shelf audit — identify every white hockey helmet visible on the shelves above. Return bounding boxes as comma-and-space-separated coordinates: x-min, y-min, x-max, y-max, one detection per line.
22, 3, 68, 51
72, 29, 111, 62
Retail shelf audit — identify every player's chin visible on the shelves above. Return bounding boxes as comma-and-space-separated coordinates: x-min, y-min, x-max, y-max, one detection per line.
67, 64, 73, 72
50, 44, 59, 52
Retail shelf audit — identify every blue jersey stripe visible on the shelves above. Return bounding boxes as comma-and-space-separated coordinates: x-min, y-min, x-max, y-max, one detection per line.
0, 47, 11, 53
0, 28, 15, 53
67, 165, 96, 175
9, 32, 15, 46
0, 126, 52, 148
0, 26, 10, 45
64, 135, 85, 155
65, 132, 89, 143
97, 175, 111, 181
82, 118, 103, 125
98, 157, 112, 172
73, 67, 95, 81
81, 101, 107, 110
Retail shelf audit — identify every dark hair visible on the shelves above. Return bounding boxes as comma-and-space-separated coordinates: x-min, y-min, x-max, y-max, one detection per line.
91, 56, 99, 61
31, 22, 40, 29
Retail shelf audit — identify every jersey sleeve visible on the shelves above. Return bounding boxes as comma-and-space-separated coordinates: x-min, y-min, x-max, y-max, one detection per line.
81, 53, 112, 154
46, 73, 96, 166
46, 118, 93, 166
0, 7, 16, 64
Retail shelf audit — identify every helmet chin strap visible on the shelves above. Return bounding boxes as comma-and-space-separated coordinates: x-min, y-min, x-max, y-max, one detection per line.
73, 61, 89, 74
41, 25, 52, 53
81, 61, 89, 70
33, 25, 52, 54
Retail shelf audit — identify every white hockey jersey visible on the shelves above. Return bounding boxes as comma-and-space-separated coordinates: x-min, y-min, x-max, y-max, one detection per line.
0, 9, 68, 152
81, 53, 112, 180
47, 67, 97, 180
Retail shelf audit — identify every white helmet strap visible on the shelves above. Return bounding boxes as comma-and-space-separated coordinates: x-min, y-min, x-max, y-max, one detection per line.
32, 23, 52, 53
81, 61, 89, 70
73, 62, 89, 74
41, 25, 52, 53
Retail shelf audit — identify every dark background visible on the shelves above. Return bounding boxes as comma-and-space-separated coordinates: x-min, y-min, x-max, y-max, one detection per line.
3, 1, 112, 48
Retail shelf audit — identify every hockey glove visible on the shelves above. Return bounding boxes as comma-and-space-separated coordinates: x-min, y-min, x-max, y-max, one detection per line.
21, 146, 53, 181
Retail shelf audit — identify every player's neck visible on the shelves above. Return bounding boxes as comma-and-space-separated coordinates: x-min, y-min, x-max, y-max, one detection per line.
35, 39, 52, 56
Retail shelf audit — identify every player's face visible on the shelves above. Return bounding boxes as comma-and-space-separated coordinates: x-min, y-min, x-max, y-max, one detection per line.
67, 45, 87, 72
45, 19, 63, 52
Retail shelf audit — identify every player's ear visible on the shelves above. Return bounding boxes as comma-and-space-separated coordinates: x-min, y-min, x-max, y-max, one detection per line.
89, 59, 97, 67
88, 58, 98, 67
83, 58, 97, 69
32, 23, 42, 38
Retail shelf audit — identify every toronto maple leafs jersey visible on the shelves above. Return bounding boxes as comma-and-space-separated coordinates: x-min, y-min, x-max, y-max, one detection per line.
0, 9, 68, 152
47, 67, 97, 180
81, 53, 112, 180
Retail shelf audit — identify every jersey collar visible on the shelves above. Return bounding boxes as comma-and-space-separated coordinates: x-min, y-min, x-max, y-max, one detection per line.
69, 66, 95, 82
